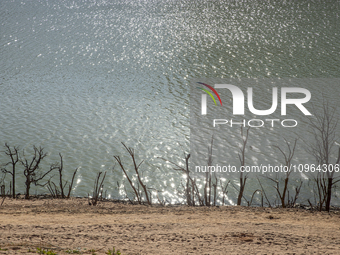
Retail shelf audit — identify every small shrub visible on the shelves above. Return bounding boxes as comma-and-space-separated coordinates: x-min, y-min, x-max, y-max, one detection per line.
106, 247, 121, 255
36, 247, 57, 255
65, 249, 81, 254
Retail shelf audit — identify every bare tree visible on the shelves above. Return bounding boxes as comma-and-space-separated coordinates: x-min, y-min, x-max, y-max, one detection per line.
21, 146, 57, 199
0, 172, 6, 197
1, 143, 20, 198
158, 153, 205, 206
237, 127, 250, 205
0, 171, 8, 206
114, 155, 141, 204
220, 179, 230, 205
114, 142, 151, 205
267, 138, 298, 208
88, 171, 106, 206
257, 176, 272, 207
159, 135, 224, 207
57, 153, 66, 198
46, 159, 78, 199
0, 190, 7, 207
204, 136, 218, 206
47, 153, 78, 198
185, 154, 192, 205
306, 101, 340, 211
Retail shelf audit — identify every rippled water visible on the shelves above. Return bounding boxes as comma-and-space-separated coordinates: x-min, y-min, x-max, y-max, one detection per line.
1, 0, 339, 205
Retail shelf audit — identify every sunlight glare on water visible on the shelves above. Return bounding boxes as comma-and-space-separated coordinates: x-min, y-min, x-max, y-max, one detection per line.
0, 0, 339, 205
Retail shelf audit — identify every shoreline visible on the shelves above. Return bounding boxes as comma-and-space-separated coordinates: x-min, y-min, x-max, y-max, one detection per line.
1, 198, 340, 254
3, 194, 340, 211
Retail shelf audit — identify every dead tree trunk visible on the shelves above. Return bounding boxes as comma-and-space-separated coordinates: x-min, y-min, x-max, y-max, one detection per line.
114, 142, 151, 205
325, 148, 340, 211
58, 153, 65, 198
269, 138, 298, 208
307, 101, 340, 211
21, 146, 57, 199
237, 127, 250, 206
185, 154, 191, 206
1, 144, 19, 198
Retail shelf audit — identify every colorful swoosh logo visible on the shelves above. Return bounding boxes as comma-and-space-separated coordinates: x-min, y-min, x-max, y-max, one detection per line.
196, 82, 223, 106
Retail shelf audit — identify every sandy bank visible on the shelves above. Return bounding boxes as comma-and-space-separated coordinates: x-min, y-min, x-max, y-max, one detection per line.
0, 198, 339, 254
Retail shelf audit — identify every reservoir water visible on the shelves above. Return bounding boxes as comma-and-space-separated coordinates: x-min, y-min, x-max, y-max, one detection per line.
1, 0, 339, 205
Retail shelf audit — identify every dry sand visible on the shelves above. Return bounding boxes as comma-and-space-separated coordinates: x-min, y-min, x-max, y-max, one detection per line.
0, 197, 340, 254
